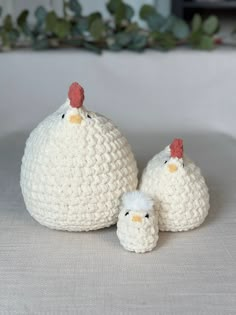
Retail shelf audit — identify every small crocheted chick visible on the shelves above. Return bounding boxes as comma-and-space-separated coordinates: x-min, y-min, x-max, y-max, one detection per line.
117, 191, 159, 253
140, 139, 210, 232
20, 82, 138, 231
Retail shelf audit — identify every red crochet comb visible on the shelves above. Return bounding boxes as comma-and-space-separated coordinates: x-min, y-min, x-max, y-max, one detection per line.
68, 82, 84, 108
170, 138, 184, 159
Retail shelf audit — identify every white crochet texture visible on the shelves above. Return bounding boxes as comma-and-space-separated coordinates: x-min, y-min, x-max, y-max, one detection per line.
117, 191, 159, 253
139, 143, 210, 232
20, 99, 138, 231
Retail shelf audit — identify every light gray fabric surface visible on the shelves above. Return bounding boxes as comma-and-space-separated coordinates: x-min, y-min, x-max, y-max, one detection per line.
0, 51, 236, 314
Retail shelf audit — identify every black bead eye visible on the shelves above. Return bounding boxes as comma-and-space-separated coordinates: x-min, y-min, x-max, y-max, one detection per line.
125, 211, 129, 216
62, 114, 65, 119
145, 214, 149, 218
164, 160, 168, 164
87, 114, 92, 119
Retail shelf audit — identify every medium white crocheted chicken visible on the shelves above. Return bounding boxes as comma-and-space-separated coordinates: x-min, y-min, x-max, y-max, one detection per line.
140, 139, 209, 232
21, 82, 138, 231
117, 191, 159, 253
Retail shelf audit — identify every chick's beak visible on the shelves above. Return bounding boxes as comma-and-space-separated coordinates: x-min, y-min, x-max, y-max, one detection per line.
69, 114, 83, 124
132, 215, 142, 223
168, 163, 178, 173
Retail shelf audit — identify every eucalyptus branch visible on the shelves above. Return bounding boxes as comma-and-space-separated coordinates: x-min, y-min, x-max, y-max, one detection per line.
0, 0, 226, 53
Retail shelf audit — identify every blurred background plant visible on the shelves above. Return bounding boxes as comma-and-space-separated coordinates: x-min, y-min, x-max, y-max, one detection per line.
0, 0, 224, 53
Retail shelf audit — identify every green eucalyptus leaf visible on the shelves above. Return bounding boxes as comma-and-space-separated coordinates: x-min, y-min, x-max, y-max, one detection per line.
1, 28, 19, 48
35, 6, 47, 24
3, 15, 13, 32
124, 4, 134, 21
107, 0, 121, 14
139, 4, 156, 20
172, 18, 190, 39
129, 32, 147, 51
115, 32, 131, 46
150, 31, 176, 50
192, 14, 202, 32
146, 14, 165, 32
17, 10, 30, 35
159, 15, 176, 33
107, 0, 133, 25
199, 34, 214, 50
68, 0, 82, 16
54, 19, 70, 38
17, 10, 29, 28
189, 31, 202, 48
1, 31, 11, 49
203, 15, 219, 35
45, 11, 57, 33
89, 18, 105, 40
88, 12, 102, 26
139, 4, 166, 32
115, 3, 125, 26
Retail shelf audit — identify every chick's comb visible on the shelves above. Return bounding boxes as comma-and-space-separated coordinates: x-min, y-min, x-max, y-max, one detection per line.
68, 82, 84, 108
170, 138, 183, 159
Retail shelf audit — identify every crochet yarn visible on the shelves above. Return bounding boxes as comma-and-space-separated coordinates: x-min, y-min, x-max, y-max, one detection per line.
117, 191, 159, 253
140, 139, 210, 232
20, 82, 138, 231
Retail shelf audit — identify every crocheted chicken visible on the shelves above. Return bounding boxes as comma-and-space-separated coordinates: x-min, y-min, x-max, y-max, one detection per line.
117, 191, 159, 253
20, 82, 138, 231
139, 139, 210, 232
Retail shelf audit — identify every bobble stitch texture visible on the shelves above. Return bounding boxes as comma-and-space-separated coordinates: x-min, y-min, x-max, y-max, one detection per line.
140, 140, 210, 232
117, 191, 159, 253
20, 84, 138, 231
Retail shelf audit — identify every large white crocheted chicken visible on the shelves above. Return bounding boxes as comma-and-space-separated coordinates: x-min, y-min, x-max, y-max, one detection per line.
117, 191, 158, 253
140, 139, 209, 232
20, 82, 138, 231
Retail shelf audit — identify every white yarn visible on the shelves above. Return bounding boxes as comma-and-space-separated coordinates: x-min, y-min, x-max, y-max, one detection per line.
140, 145, 210, 232
121, 191, 154, 212
20, 102, 138, 231
117, 191, 158, 253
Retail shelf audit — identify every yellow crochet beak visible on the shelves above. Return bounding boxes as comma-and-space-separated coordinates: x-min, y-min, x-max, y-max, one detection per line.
132, 215, 142, 223
168, 163, 178, 173
69, 114, 83, 124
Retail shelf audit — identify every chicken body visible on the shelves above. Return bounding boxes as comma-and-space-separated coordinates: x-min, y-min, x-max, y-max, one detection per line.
140, 142, 209, 232
21, 97, 138, 231
117, 191, 158, 253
